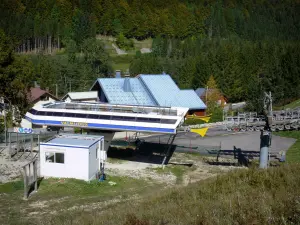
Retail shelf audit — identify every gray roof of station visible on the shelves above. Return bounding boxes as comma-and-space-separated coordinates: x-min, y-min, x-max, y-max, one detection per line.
61, 91, 98, 101
45, 137, 99, 148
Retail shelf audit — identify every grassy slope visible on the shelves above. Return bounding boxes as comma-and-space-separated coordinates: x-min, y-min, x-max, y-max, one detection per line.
116, 164, 300, 225
274, 99, 300, 110
276, 131, 300, 163
8, 164, 298, 225
0, 176, 160, 225
100, 38, 152, 72
283, 99, 300, 109
1, 159, 300, 224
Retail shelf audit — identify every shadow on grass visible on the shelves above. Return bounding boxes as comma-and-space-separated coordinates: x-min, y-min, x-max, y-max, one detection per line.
26, 177, 44, 199
205, 161, 238, 166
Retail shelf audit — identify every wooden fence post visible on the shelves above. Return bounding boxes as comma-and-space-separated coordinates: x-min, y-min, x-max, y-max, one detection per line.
22, 159, 38, 200
31, 134, 33, 154
34, 160, 37, 192
16, 132, 19, 152
23, 166, 28, 199
8, 132, 11, 158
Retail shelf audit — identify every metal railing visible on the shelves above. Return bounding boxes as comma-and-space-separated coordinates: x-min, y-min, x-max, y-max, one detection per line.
44, 102, 179, 116
8, 131, 57, 158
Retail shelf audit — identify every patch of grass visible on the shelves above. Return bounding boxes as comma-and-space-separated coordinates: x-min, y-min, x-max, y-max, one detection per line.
283, 99, 300, 109
274, 99, 300, 110
152, 165, 191, 184
276, 131, 300, 139
0, 175, 158, 225
181, 152, 205, 159
275, 131, 300, 163
111, 55, 135, 72
30, 163, 300, 225
0, 180, 24, 193
133, 38, 153, 49
36, 176, 148, 198
107, 157, 126, 164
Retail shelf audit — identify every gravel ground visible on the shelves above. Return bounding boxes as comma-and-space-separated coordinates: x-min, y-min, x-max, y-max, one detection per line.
106, 153, 244, 186
0, 147, 38, 183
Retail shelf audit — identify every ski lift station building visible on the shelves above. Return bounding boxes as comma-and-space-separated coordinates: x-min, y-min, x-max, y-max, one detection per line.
40, 134, 105, 181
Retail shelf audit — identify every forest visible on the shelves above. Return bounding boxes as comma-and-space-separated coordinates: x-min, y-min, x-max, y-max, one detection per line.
0, 0, 300, 113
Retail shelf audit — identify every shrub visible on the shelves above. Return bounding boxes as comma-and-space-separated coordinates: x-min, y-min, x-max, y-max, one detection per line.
116, 33, 134, 51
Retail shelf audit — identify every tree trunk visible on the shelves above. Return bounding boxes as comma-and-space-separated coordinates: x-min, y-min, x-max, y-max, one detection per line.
167, 40, 172, 58
209, 22, 213, 40
39, 37, 41, 52
58, 35, 60, 50
48, 35, 52, 54
43, 37, 45, 52
28, 39, 29, 52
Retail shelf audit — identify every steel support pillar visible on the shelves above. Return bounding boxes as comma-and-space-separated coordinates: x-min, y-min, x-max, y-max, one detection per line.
162, 134, 176, 166
259, 130, 271, 169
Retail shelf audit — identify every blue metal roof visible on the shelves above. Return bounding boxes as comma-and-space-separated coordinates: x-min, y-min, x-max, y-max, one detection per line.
139, 75, 206, 109
97, 78, 156, 106
173, 90, 207, 109
93, 74, 206, 110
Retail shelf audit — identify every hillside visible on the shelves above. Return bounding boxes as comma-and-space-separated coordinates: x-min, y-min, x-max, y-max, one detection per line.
97, 36, 153, 72
0, 0, 300, 113
1, 162, 299, 225
1, 0, 299, 45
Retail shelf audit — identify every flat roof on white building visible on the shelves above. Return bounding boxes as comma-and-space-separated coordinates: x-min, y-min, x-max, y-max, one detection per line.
62, 91, 98, 101
41, 135, 103, 148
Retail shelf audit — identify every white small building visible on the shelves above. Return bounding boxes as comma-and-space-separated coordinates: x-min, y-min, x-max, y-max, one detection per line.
61, 91, 98, 103
40, 134, 106, 181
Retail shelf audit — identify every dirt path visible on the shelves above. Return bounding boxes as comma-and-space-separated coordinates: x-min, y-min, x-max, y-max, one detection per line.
106, 153, 244, 186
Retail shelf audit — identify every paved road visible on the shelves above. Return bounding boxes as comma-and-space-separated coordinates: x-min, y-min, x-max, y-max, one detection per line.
142, 130, 297, 155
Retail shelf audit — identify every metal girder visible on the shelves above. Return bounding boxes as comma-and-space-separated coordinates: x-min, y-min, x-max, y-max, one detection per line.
161, 134, 177, 166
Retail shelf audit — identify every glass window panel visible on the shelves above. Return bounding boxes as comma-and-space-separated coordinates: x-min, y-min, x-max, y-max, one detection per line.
55, 153, 64, 164
99, 115, 111, 120
88, 114, 99, 119
45, 152, 55, 163
37, 111, 46, 115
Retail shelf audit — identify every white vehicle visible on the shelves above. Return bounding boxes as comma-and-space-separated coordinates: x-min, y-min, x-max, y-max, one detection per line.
25, 102, 188, 134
